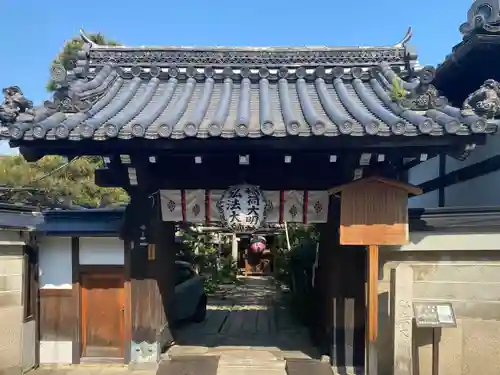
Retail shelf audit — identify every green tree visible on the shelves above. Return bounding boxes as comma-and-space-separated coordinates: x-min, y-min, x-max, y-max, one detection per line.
46, 33, 121, 92
0, 155, 129, 208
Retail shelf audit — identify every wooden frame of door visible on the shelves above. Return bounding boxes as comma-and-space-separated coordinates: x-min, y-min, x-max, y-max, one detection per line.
22, 243, 39, 371
79, 265, 130, 362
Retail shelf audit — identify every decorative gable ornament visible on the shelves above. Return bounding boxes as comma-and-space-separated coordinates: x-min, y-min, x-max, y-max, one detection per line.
217, 184, 267, 233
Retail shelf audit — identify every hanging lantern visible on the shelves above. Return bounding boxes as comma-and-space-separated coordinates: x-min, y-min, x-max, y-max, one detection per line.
249, 236, 266, 253
217, 184, 267, 233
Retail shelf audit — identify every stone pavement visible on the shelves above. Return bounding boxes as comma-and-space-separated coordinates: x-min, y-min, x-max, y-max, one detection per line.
167, 275, 320, 359
165, 275, 324, 375
30, 364, 151, 375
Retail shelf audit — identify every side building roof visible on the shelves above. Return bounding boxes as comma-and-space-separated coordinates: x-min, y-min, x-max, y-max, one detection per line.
0, 29, 496, 143
434, 0, 500, 104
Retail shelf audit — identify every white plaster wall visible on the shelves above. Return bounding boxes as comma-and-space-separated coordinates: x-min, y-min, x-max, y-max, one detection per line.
0, 238, 24, 373
0, 230, 26, 245
445, 134, 500, 207
38, 237, 72, 289
79, 237, 124, 265
39, 341, 72, 364
408, 156, 439, 208
384, 231, 500, 252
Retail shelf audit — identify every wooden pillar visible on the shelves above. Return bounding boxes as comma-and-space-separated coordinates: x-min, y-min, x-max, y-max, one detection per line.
124, 190, 175, 366
317, 197, 366, 373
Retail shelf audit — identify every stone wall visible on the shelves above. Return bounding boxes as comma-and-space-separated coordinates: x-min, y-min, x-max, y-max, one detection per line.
377, 250, 500, 375
0, 244, 24, 375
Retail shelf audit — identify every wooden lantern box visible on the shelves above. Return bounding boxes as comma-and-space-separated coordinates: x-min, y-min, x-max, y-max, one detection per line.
329, 177, 422, 246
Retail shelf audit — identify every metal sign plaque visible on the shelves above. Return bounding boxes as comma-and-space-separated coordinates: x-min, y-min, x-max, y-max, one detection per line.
413, 302, 457, 328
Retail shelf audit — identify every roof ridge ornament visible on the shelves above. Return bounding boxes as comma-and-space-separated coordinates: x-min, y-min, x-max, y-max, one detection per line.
459, 1, 500, 37
376, 64, 448, 111
393, 27, 413, 48
79, 28, 101, 47
461, 79, 500, 119
0, 86, 35, 125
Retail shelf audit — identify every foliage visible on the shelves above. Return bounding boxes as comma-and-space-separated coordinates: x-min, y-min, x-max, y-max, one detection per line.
273, 224, 319, 285
390, 76, 407, 101
274, 225, 320, 324
203, 259, 240, 295
179, 229, 240, 295
0, 155, 129, 207
46, 33, 121, 92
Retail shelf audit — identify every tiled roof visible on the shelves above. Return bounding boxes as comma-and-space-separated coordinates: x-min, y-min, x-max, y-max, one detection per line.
0, 34, 496, 141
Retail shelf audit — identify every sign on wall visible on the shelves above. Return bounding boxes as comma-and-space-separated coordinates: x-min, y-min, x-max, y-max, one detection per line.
413, 302, 457, 328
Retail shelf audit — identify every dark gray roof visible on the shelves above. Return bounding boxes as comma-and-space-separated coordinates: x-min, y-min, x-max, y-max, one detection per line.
1, 33, 496, 141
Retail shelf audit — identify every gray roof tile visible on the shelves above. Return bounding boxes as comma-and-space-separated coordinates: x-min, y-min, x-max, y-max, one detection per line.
0, 41, 496, 141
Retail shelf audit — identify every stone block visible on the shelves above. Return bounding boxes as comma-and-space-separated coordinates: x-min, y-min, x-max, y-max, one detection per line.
462, 319, 500, 375
0, 275, 22, 292
0, 292, 22, 308
391, 264, 413, 375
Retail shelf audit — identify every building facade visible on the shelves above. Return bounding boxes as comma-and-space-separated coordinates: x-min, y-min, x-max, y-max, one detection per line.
0, 204, 42, 375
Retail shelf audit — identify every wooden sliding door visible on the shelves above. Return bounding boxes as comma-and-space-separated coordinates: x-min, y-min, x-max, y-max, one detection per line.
81, 270, 125, 359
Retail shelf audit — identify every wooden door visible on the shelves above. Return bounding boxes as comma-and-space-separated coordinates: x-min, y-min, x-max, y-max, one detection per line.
81, 271, 125, 358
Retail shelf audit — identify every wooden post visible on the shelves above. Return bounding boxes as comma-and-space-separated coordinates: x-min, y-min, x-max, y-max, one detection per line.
367, 244, 379, 375
329, 176, 422, 375
124, 190, 174, 368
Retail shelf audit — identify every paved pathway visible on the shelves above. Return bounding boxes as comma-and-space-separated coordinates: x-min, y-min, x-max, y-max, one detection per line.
165, 276, 322, 375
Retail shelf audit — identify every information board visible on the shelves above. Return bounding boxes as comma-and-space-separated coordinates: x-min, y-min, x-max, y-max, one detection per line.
413, 302, 457, 328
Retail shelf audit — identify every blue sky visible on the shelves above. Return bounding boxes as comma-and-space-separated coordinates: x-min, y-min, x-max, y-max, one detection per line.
0, 0, 471, 154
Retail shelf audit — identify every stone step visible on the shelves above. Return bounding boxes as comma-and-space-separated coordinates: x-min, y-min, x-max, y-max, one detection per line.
218, 361, 285, 368
285, 358, 335, 375
217, 369, 286, 375
157, 356, 219, 375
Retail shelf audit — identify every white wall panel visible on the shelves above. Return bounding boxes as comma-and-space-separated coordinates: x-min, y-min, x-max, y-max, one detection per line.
408, 156, 439, 208
39, 341, 72, 364
79, 237, 124, 265
38, 237, 72, 289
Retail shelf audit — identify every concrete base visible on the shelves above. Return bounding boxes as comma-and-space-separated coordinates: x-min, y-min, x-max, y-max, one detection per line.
127, 361, 159, 372
130, 341, 160, 364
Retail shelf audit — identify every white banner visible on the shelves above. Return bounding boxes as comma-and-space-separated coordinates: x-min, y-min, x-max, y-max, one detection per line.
207, 190, 224, 223
306, 191, 330, 223
185, 190, 206, 223
283, 190, 304, 223
160, 189, 329, 224
263, 190, 281, 223
160, 190, 183, 222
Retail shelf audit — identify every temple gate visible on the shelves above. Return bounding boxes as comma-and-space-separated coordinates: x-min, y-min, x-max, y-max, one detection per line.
0, 27, 497, 372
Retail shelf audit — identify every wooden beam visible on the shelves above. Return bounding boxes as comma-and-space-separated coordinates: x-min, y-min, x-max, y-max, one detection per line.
438, 155, 446, 207
97, 154, 412, 190
123, 239, 132, 364
14, 134, 485, 158
419, 154, 500, 194
71, 237, 81, 364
